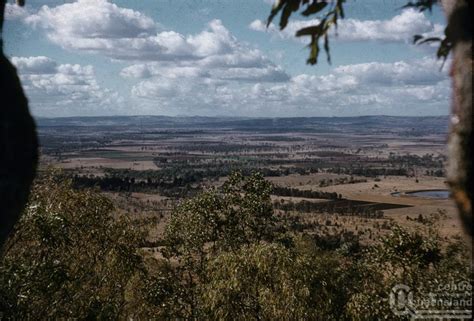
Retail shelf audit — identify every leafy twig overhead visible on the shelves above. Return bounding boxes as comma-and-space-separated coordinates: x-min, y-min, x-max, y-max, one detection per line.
267, 0, 345, 65
266, 0, 452, 65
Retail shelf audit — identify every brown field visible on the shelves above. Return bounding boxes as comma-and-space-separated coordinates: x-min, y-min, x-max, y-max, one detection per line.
37, 116, 467, 246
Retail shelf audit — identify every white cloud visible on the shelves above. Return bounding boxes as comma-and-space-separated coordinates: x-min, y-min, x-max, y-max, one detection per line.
11, 56, 123, 116
25, 0, 289, 84
129, 57, 450, 116
12, 1, 449, 117
19, 0, 292, 115
26, 0, 156, 39
186, 20, 234, 56
332, 57, 446, 85
12, 0, 292, 115
121, 59, 289, 83
121, 64, 209, 80
11, 56, 57, 74
4, 3, 30, 20
120, 64, 153, 79
250, 9, 443, 43
249, 19, 268, 32
131, 76, 223, 99
211, 66, 289, 82
25, 0, 237, 61
338, 9, 436, 42
283, 57, 448, 97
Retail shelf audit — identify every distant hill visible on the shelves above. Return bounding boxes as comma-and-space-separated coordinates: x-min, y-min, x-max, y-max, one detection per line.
36, 115, 449, 135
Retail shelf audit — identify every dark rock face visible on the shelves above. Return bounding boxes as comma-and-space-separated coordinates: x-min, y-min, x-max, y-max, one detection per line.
0, 1, 39, 249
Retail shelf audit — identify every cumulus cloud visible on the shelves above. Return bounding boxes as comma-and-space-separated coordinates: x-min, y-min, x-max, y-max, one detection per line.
121, 59, 289, 83
131, 77, 223, 99
12, 56, 57, 74
118, 27, 290, 107
11, 56, 123, 116
283, 57, 447, 96
25, 0, 237, 61
25, 0, 287, 84
4, 3, 30, 20
26, 0, 156, 39
129, 57, 450, 116
250, 9, 443, 43
12, 0, 449, 116
332, 58, 446, 85
124, 57, 290, 111
16, 0, 294, 114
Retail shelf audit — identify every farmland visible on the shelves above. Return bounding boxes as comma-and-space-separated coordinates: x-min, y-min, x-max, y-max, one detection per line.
37, 115, 463, 245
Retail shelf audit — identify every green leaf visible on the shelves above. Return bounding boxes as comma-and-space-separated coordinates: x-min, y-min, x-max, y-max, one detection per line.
280, 0, 301, 30
323, 34, 331, 64
296, 25, 322, 37
413, 34, 424, 44
307, 38, 320, 65
413, 35, 442, 45
336, 0, 345, 18
301, 1, 328, 16
267, 0, 286, 27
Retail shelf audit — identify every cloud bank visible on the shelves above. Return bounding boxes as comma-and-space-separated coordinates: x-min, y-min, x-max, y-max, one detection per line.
249, 9, 443, 43
7, 0, 450, 117
12, 56, 123, 116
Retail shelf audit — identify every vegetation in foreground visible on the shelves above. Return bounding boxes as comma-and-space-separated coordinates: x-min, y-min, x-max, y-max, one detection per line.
0, 172, 471, 320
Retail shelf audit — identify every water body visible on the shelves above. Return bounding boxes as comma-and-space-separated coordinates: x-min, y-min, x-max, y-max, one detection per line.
392, 189, 450, 199
407, 190, 450, 199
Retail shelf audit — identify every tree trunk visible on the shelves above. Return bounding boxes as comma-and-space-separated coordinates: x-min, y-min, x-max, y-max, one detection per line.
442, 0, 472, 236
0, 0, 39, 249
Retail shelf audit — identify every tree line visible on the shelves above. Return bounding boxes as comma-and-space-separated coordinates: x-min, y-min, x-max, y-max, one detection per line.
1, 172, 470, 319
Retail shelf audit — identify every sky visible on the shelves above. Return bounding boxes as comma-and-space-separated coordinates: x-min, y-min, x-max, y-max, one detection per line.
3, 0, 450, 118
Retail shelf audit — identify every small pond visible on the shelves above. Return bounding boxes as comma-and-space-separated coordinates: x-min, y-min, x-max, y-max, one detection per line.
392, 189, 450, 199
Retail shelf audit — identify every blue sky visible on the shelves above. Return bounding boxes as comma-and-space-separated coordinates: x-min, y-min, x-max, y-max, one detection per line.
4, 0, 449, 117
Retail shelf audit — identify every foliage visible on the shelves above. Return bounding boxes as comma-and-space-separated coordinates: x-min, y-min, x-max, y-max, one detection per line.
163, 171, 278, 261
155, 172, 471, 319
200, 240, 357, 320
157, 171, 281, 318
347, 224, 472, 320
266, 0, 452, 65
0, 174, 145, 319
0, 172, 471, 320
268, 0, 345, 64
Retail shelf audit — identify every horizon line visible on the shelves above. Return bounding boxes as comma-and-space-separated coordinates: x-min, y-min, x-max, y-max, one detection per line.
35, 114, 450, 120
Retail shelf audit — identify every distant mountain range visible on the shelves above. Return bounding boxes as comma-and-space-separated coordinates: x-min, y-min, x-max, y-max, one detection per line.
36, 115, 450, 135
